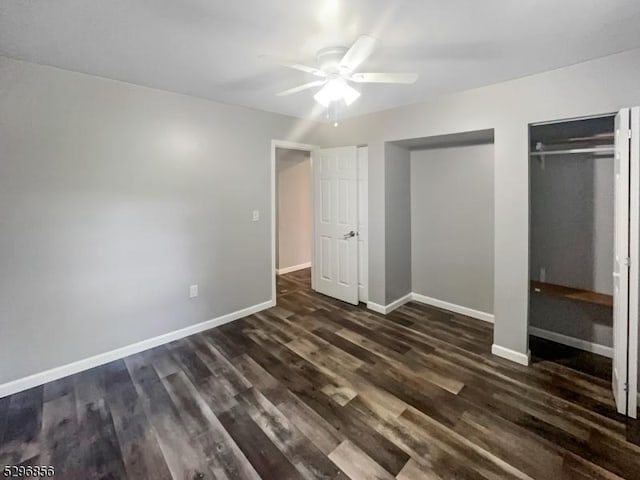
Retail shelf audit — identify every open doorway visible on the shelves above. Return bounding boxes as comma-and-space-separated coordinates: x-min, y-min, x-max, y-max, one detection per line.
270, 141, 369, 306
528, 114, 616, 359
275, 145, 313, 297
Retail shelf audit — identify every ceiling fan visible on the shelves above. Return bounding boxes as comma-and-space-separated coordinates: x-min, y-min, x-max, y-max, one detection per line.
270, 35, 418, 108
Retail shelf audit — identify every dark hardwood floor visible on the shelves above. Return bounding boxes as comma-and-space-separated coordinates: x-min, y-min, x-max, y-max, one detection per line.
1, 268, 639, 479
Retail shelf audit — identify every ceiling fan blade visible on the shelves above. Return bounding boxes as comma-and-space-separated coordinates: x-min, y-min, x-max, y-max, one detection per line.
261, 55, 326, 77
338, 35, 378, 73
276, 80, 326, 96
350, 72, 418, 84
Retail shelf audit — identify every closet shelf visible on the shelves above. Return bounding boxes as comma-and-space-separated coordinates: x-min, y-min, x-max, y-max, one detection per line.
530, 281, 613, 307
529, 146, 615, 156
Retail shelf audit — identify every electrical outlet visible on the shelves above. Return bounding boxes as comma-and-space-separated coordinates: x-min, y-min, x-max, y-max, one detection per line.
252, 210, 260, 222
540, 267, 546, 283
189, 285, 198, 298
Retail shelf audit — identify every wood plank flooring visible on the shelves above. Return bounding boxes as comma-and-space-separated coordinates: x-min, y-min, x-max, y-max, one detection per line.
1, 268, 639, 479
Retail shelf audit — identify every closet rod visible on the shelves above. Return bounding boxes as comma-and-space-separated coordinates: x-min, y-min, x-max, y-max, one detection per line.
530, 146, 615, 156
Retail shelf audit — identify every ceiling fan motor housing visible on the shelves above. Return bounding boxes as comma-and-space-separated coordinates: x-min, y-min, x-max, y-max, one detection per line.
316, 46, 348, 74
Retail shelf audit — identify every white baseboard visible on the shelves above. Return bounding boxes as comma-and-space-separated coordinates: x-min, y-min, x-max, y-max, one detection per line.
367, 292, 494, 322
276, 262, 311, 275
410, 293, 494, 323
0, 299, 275, 399
367, 293, 412, 315
528, 326, 613, 358
366, 301, 386, 314
492, 344, 531, 366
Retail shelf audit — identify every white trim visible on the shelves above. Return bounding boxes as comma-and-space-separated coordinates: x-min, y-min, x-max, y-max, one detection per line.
410, 293, 494, 323
272, 140, 318, 152
276, 262, 311, 275
271, 140, 317, 302
491, 344, 531, 366
383, 293, 413, 313
528, 326, 613, 358
0, 299, 274, 399
366, 301, 387, 314
366, 293, 412, 315
367, 292, 495, 321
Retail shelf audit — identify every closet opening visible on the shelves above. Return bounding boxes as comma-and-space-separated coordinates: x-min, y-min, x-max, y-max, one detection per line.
528, 114, 616, 365
384, 128, 495, 320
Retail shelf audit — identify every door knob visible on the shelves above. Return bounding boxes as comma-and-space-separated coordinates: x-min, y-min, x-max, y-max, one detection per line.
343, 231, 356, 239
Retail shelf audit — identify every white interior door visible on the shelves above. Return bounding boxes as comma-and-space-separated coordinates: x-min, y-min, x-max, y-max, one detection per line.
313, 146, 359, 305
628, 107, 639, 418
613, 108, 633, 416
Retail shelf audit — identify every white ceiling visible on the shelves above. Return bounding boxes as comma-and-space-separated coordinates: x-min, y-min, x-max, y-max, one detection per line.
2, 0, 640, 121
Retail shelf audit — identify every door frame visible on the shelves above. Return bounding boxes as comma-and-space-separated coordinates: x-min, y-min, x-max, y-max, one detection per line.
357, 146, 369, 303
271, 140, 318, 303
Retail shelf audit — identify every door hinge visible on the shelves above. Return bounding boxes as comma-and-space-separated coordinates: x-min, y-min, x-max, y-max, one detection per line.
628, 129, 633, 140
624, 257, 631, 267
624, 382, 629, 393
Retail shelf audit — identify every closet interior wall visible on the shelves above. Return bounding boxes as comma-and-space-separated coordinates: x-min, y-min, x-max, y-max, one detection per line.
529, 116, 615, 351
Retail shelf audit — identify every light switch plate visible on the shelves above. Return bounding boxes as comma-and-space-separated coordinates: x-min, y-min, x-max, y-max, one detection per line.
189, 285, 198, 298
252, 210, 260, 221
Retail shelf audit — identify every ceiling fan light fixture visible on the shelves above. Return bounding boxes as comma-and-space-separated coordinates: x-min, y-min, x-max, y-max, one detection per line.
342, 83, 360, 106
313, 78, 360, 107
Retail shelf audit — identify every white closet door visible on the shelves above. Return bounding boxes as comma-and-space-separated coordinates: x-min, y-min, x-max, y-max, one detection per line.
627, 107, 639, 418
613, 108, 632, 416
313, 146, 359, 305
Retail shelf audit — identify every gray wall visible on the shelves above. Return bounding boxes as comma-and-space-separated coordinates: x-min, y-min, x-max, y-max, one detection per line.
276, 148, 312, 270
411, 143, 495, 314
0, 56, 325, 385
384, 143, 412, 303
320, 47, 640, 359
